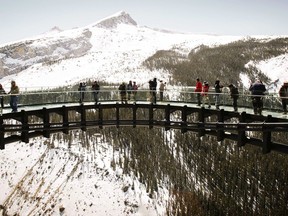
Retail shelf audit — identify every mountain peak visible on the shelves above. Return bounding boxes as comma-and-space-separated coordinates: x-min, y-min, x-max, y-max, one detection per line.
93, 11, 137, 29
42, 26, 63, 35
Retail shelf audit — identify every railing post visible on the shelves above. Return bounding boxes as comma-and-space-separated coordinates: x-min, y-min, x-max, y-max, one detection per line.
0, 116, 4, 150
80, 104, 86, 131
217, 109, 225, 141
181, 105, 188, 133
133, 103, 137, 128
43, 108, 50, 138
99, 104, 103, 129
62, 106, 69, 134
21, 110, 29, 143
116, 103, 120, 128
149, 103, 153, 129
237, 112, 247, 147
263, 115, 272, 154
165, 104, 171, 131
198, 107, 205, 137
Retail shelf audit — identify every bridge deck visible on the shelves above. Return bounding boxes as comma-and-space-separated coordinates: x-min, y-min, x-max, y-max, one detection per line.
1, 100, 288, 153
2, 100, 287, 120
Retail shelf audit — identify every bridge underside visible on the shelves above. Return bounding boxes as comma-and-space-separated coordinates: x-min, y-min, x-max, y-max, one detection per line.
1, 103, 288, 154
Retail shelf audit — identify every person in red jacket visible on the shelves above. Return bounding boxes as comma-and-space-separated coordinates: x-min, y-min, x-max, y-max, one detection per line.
195, 78, 202, 106
201, 81, 211, 108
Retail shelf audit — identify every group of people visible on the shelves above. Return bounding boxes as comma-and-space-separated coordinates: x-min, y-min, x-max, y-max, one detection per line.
148, 78, 166, 104
195, 78, 238, 110
118, 81, 139, 104
0, 80, 20, 113
78, 81, 100, 104
118, 78, 167, 104
1, 79, 286, 115
194, 77, 288, 115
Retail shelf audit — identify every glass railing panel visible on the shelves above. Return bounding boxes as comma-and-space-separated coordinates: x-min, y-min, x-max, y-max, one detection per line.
0, 87, 285, 114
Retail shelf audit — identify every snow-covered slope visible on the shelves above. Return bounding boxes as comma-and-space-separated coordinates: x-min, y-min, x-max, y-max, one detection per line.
0, 11, 288, 215
1, 11, 286, 92
0, 133, 168, 215
0, 11, 248, 91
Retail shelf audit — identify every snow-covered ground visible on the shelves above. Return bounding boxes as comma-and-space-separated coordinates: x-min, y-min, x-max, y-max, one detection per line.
0, 133, 169, 215
0, 11, 287, 216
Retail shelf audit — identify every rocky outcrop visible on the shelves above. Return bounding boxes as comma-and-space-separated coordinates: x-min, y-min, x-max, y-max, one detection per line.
94, 11, 137, 29
0, 30, 93, 77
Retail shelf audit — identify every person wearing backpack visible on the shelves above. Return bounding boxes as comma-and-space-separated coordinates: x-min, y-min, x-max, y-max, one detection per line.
92, 81, 100, 104
149, 78, 157, 104
279, 81, 288, 114
249, 80, 266, 115
119, 82, 127, 104
228, 84, 239, 112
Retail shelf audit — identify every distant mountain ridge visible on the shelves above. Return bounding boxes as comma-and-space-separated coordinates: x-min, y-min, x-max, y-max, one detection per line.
0, 11, 286, 90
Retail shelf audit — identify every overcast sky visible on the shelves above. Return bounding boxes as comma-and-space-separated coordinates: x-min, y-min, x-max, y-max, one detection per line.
1, 0, 287, 44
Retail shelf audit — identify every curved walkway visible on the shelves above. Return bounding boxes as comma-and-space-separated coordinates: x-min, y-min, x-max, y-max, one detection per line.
1, 101, 288, 154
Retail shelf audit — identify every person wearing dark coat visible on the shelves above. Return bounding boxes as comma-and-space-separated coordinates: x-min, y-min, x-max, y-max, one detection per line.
214, 79, 223, 109
127, 80, 133, 100
149, 78, 157, 104
0, 84, 6, 109
249, 80, 266, 115
8, 81, 19, 112
279, 82, 288, 114
119, 82, 127, 104
228, 84, 239, 112
91, 81, 100, 104
78, 82, 86, 103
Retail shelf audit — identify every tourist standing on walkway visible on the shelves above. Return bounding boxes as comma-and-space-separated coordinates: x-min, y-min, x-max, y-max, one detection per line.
0, 84, 6, 109
149, 78, 157, 104
127, 81, 133, 100
159, 80, 166, 101
195, 78, 202, 106
78, 82, 86, 103
249, 80, 266, 115
228, 84, 239, 112
201, 81, 211, 108
214, 79, 223, 110
132, 81, 138, 101
92, 81, 100, 104
119, 82, 127, 104
279, 81, 288, 114
8, 81, 19, 112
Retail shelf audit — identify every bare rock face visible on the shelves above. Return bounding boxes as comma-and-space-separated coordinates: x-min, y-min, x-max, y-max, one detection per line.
0, 29, 92, 78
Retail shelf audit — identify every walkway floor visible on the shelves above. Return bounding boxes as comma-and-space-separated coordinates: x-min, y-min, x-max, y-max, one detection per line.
1, 101, 288, 120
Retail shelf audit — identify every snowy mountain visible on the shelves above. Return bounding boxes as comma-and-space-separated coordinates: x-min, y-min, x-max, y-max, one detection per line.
0, 11, 257, 91
0, 11, 288, 215
0, 11, 287, 92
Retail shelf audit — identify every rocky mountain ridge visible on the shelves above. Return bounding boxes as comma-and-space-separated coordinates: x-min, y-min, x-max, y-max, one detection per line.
0, 11, 285, 90
0, 11, 246, 88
